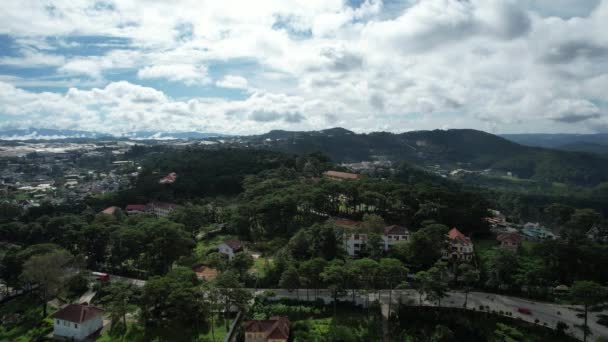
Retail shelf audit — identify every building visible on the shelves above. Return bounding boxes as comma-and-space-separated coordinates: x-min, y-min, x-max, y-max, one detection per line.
443, 228, 474, 261
218, 240, 244, 260
159, 172, 177, 184
147, 201, 178, 218
340, 220, 410, 257
100, 206, 120, 216
192, 265, 219, 281
52, 303, 104, 341
125, 204, 147, 215
322, 170, 361, 181
521, 223, 557, 241
244, 316, 290, 342
497, 232, 523, 251
587, 225, 608, 243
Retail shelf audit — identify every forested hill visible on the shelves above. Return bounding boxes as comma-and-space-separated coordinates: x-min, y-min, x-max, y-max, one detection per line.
246, 128, 608, 186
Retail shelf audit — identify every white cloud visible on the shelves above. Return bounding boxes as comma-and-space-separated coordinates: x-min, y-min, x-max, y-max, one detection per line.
0, 49, 65, 67
137, 64, 210, 85
216, 75, 249, 89
0, 0, 607, 133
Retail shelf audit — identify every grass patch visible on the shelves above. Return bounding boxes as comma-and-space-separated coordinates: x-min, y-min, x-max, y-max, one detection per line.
0, 294, 54, 342
250, 256, 273, 279
252, 299, 383, 341
195, 234, 235, 257
197, 314, 228, 342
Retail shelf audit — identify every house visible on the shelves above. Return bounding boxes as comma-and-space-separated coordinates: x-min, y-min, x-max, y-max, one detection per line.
443, 228, 474, 261
147, 201, 178, 218
125, 204, 147, 215
51, 303, 104, 341
218, 240, 244, 260
159, 172, 177, 184
100, 206, 120, 216
521, 223, 557, 241
322, 170, 361, 181
497, 232, 523, 251
192, 265, 219, 281
244, 316, 290, 342
587, 225, 608, 243
340, 221, 410, 257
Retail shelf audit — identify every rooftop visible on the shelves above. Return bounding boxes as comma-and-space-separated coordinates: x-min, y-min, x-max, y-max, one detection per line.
52, 303, 104, 323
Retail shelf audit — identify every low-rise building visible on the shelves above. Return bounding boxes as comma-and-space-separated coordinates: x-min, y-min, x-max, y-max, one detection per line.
521, 223, 557, 241
100, 206, 120, 216
443, 228, 474, 261
147, 201, 178, 218
52, 303, 104, 341
340, 220, 410, 257
497, 232, 523, 251
218, 240, 244, 260
587, 225, 608, 243
159, 172, 177, 184
125, 204, 147, 215
192, 265, 219, 281
244, 316, 290, 342
322, 170, 361, 181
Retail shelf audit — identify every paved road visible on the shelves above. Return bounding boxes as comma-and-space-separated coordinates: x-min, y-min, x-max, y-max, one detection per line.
254, 288, 608, 341
92, 274, 608, 341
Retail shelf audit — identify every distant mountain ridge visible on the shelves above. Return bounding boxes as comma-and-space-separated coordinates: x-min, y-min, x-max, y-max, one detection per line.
246, 127, 608, 186
502, 133, 608, 155
0, 128, 228, 141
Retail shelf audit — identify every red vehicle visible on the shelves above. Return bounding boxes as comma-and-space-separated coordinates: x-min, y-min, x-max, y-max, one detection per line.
517, 307, 532, 315
91, 272, 110, 281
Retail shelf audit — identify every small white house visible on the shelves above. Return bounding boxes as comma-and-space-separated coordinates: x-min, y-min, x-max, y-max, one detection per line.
52, 303, 104, 341
218, 240, 244, 260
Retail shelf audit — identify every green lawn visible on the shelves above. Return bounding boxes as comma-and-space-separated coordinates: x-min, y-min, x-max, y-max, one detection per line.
0, 295, 54, 342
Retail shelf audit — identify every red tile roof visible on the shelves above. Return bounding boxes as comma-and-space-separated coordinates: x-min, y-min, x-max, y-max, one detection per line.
100, 206, 119, 215
52, 304, 104, 323
159, 172, 177, 184
126, 204, 147, 211
497, 232, 523, 244
192, 265, 219, 281
448, 228, 472, 245
244, 316, 290, 340
323, 170, 361, 180
384, 225, 409, 236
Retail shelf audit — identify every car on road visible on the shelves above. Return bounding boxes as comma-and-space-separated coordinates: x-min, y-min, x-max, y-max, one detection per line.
91, 272, 110, 281
517, 307, 532, 315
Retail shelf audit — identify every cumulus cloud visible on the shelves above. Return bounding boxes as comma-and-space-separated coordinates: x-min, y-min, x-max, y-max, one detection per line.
216, 75, 249, 89
0, 0, 608, 134
137, 64, 210, 85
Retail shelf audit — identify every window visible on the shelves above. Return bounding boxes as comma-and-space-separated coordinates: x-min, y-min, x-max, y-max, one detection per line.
75, 324, 78, 329
56, 319, 60, 324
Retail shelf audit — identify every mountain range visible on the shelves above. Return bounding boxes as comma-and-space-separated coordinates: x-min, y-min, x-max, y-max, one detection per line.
2, 127, 607, 186
502, 133, 608, 155
245, 128, 608, 186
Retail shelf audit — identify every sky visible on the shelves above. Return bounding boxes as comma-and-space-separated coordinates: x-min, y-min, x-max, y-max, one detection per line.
0, 0, 607, 135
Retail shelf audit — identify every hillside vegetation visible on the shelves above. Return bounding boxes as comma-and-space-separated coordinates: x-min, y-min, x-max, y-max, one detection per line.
247, 128, 608, 186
